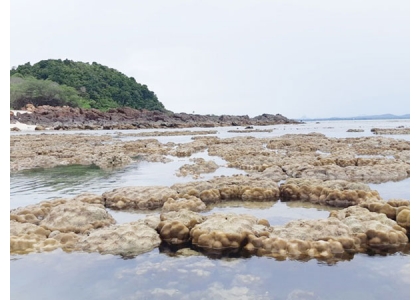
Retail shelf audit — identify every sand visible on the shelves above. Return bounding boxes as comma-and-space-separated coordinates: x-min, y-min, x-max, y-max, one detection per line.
10, 110, 36, 131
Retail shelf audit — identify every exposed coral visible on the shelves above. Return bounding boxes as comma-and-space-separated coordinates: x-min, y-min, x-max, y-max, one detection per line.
168, 140, 209, 157
359, 199, 410, 233
162, 195, 207, 212
247, 165, 288, 182
279, 178, 381, 207
10, 198, 68, 225
371, 127, 410, 135
176, 158, 219, 177
244, 218, 358, 261
10, 220, 80, 254
10, 195, 114, 234
396, 209, 410, 234
158, 209, 205, 244
11, 129, 410, 186
38, 200, 116, 233
76, 220, 161, 257
347, 129, 364, 132
10, 189, 410, 260
190, 213, 270, 250
171, 175, 280, 203
102, 186, 179, 210
118, 130, 218, 137
330, 206, 408, 250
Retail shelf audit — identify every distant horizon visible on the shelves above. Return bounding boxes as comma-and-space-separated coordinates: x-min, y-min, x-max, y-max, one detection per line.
9, 104, 410, 121
293, 112, 410, 121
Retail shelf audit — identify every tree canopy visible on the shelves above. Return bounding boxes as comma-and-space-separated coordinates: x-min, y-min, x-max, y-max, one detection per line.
10, 59, 166, 111
10, 75, 92, 109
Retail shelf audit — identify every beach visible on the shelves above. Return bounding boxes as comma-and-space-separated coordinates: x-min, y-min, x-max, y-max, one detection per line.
10, 110, 36, 131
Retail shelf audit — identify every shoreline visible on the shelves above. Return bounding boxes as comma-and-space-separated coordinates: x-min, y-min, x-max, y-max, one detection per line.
10, 110, 36, 131
10, 121, 37, 131
10, 106, 301, 132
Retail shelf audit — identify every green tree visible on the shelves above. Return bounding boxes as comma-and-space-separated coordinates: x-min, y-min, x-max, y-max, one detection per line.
10, 75, 91, 109
10, 59, 166, 112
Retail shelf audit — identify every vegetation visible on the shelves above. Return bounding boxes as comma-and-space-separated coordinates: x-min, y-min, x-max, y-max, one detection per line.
10, 75, 91, 109
10, 59, 166, 111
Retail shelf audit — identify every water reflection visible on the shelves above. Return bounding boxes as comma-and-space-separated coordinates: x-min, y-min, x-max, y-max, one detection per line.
10, 248, 410, 300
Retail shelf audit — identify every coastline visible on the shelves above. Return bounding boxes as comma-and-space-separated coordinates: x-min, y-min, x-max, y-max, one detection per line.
10, 121, 37, 131
9, 106, 301, 132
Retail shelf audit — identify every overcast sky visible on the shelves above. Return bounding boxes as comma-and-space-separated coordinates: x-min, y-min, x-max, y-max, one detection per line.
9, 0, 411, 119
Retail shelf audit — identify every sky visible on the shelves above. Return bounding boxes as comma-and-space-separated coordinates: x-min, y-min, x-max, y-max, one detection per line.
7, 0, 412, 119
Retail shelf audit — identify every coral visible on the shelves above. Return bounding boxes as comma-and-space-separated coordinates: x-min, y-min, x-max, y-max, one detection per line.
10, 220, 79, 254
396, 209, 410, 233
279, 178, 381, 207
158, 221, 190, 244
190, 213, 270, 249
176, 158, 219, 177
39, 200, 115, 234
10, 198, 68, 225
162, 195, 206, 212
102, 186, 178, 210
244, 218, 359, 260
330, 206, 408, 250
158, 209, 205, 244
77, 220, 161, 257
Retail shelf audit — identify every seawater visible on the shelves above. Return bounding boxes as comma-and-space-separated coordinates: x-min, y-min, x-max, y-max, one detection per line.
10, 119, 410, 300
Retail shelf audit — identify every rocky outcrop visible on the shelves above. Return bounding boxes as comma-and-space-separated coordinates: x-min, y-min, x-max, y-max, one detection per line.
10, 105, 299, 130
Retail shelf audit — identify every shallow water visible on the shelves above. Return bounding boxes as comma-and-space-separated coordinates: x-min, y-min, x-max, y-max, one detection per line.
10, 119, 410, 300
10, 248, 410, 300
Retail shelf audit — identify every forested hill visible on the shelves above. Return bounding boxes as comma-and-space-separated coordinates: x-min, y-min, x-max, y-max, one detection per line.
10, 59, 166, 112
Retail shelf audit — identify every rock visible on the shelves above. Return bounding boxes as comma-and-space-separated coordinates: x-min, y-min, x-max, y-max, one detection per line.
12, 105, 300, 130
34, 125, 45, 130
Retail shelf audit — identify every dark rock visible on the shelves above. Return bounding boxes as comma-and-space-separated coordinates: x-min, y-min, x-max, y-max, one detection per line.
12, 105, 301, 131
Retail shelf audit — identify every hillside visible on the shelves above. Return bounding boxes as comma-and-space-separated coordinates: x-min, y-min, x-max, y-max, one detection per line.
10, 59, 166, 112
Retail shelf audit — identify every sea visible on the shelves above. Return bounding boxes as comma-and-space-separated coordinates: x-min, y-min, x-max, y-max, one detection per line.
9, 119, 411, 300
